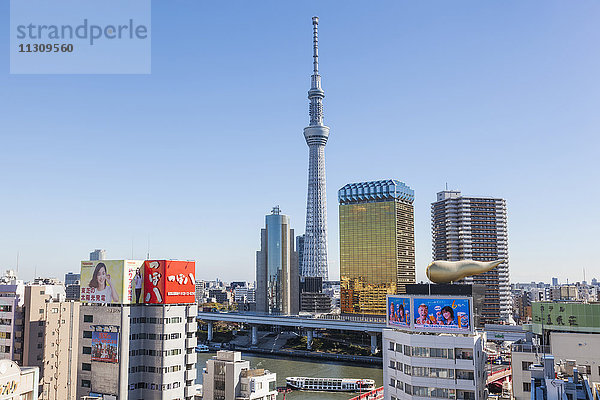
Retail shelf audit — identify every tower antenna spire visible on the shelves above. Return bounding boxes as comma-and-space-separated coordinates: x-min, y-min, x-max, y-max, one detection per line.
308, 16, 325, 127
302, 16, 330, 280
312, 16, 319, 74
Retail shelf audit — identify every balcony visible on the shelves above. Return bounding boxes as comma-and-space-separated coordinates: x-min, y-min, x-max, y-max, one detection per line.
184, 384, 196, 398
185, 352, 196, 365
186, 321, 197, 332
185, 368, 195, 381
186, 336, 197, 348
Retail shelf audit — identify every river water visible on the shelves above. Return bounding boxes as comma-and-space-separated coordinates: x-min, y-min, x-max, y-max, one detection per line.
196, 352, 383, 399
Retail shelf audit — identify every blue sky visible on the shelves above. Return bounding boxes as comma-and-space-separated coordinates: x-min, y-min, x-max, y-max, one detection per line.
1, 1, 599, 284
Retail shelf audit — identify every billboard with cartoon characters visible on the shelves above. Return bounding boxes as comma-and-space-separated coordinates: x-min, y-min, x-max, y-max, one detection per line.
144, 260, 196, 304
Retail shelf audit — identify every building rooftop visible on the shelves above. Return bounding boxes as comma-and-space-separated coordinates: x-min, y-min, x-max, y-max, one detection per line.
338, 179, 414, 204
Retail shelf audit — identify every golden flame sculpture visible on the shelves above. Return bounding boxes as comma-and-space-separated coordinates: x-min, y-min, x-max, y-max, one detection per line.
426, 259, 504, 284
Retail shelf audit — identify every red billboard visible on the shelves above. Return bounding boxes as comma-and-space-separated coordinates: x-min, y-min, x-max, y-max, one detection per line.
144, 260, 196, 304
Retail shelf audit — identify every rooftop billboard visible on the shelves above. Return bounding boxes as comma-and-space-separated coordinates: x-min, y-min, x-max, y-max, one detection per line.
386, 295, 473, 334
80, 260, 144, 305
387, 296, 410, 328
412, 296, 472, 333
144, 260, 195, 304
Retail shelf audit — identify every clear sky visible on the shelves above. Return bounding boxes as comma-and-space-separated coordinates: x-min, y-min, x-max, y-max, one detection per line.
1, 1, 599, 285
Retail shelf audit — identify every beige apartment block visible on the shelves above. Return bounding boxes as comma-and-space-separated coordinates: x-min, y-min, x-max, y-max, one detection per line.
22, 285, 80, 400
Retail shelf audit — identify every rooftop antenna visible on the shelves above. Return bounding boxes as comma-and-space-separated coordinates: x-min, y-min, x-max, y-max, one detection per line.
446, 182, 448, 190
147, 235, 150, 260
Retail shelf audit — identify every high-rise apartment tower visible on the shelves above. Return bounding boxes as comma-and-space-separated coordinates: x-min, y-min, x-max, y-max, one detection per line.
431, 190, 510, 324
302, 17, 330, 280
339, 180, 415, 315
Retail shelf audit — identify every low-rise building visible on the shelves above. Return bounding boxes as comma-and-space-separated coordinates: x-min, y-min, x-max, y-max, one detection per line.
203, 351, 277, 400
0, 359, 39, 400
528, 355, 593, 400
512, 332, 600, 399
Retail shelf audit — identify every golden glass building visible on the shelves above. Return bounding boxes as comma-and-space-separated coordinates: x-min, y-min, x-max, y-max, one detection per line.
339, 180, 415, 315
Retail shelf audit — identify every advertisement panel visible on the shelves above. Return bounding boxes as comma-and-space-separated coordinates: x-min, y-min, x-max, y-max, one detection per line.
91, 331, 119, 363
387, 296, 411, 328
125, 260, 144, 304
80, 260, 144, 304
412, 296, 472, 333
144, 260, 196, 304
164, 260, 195, 304
80, 260, 124, 304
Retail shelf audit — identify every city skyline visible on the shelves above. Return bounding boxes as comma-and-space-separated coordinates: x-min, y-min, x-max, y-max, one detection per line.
1, 2, 599, 284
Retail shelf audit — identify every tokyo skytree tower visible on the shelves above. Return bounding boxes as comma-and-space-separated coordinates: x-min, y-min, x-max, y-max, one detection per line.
302, 17, 329, 280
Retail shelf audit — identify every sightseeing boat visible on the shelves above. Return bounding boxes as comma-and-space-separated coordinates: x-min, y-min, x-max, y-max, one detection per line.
286, 377, 375, 392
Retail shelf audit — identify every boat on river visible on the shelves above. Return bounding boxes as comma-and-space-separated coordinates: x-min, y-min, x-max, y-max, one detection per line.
195, 344, 209, 353
286, 377, 375, 392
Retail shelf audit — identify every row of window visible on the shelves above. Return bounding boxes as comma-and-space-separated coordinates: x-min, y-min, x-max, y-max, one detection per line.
85, 316, 190, 325
130, 333, 182, 341
131, 317, 185, 324
84, 380, 193, 390
389, 379, 473, 399
0, 306, 13, 312
129, 365, 181, 374
128, 380, 193, 390
0, 332, 11, 340
129, 348, 184, 357
388, 362, 459, 379
389, 342, 474, 360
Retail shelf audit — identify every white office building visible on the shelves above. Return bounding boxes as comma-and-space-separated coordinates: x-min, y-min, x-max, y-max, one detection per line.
383, 329, 487, 400
203, 351, 277, 400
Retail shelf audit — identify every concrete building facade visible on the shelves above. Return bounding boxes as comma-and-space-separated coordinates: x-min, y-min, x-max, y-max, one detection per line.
203, 351, 277, 400
383, 329, 487, 400
76, 303, 198, 400
431, 190, 510, 324
0, 359, 39, 400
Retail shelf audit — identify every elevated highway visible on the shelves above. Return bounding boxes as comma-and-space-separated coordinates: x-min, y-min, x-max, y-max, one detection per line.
197, 311, 386, 353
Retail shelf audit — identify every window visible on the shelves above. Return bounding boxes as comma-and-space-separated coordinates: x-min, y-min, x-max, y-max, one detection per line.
82, 363, 91, 371
83, 331, 92, 339
389, 341, 395, 350
389, 360, 395, 369
39, 309, 44, 314
83, 346, 91, 354
522, 361, 533, 371
83, 315, 93, 323
390, 378, 396, 387
523, 382, 531, 392
51, 308, 58, 313
81, 379, 91, 388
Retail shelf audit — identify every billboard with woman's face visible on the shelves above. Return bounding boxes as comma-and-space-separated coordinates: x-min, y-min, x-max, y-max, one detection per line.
80, 260, 143, 304
387, 296, 410, 328
412, 296, 472, 333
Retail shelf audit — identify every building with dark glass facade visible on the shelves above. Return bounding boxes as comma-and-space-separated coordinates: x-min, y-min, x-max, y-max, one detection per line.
256, 207, 299, 315
338, 180, 415, 315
